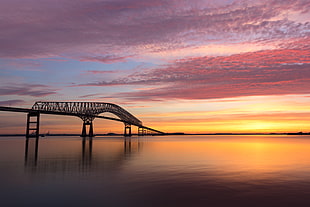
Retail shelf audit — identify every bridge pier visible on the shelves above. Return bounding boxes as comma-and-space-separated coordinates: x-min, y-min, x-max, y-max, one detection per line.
26, 112, 40, 138
81, 120, 94, 137
138, 127, 143, 136
124, 123, 131, 137
138, 127, 148, 136
124, 123, 132, 137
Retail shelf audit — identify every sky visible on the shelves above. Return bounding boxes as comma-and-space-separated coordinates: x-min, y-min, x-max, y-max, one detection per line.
0, 0, 310, 134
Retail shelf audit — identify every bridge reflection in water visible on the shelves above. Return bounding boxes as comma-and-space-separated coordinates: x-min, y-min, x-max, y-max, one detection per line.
4, 135, 310, 207
24, 137, 141, 173
24, 137, 39, 166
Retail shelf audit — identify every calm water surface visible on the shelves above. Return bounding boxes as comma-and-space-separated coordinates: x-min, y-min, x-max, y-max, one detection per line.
1, 135, 310, 207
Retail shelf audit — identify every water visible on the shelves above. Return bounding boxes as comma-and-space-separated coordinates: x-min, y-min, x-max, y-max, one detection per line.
1, 135, 310, 207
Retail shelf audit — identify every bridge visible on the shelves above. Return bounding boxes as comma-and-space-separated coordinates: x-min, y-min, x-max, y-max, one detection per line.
0, 101, 165, 138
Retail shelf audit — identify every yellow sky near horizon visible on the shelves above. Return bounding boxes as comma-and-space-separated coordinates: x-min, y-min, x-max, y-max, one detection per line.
0, 94, 309, 134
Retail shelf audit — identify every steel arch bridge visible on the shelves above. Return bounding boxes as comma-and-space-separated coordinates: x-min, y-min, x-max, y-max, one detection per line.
0, 101, 164, 137
32, 101, 142, 126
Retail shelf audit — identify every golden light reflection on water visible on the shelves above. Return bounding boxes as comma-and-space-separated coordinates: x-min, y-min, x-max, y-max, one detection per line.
2, 135, 310, 178
1, 135, 310, 206
136, 135, 310, 181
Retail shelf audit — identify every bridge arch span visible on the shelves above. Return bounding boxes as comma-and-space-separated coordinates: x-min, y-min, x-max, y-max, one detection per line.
32, 101, 142, 126
0, 102, 164, 137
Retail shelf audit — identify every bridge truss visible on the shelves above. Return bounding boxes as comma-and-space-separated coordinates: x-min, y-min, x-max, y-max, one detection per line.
0, 101, 164, 138
32, 102, 142, 125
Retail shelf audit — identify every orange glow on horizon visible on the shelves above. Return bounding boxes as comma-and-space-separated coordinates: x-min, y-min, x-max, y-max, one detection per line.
0, 95, 309, 134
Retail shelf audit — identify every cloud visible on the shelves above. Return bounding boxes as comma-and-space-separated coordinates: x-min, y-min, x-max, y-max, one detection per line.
0, 59, 44, 71
85, 70, 118, 74
78, 93, 103, 98
80, 55, 131, 63
77, 37, 310, 100
0, 0, 309, 59
0, 84, 58, 97
0, 99, 25, 106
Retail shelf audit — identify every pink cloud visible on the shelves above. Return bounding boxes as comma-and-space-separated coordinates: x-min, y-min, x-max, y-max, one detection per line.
86, 70, 118, 74
80, 55, 131, 63
77, 37, 310, 100
0, 0, 309, 59
0, 84, 58, 97
0, 99, 25, 106
2, 60, 44, 71
78, 93, 103, 98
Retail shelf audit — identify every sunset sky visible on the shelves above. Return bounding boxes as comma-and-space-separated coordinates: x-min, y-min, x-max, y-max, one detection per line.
0, 0, 309, 134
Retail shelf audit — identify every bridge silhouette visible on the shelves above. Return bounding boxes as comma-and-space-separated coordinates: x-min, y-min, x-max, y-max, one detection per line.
0, 101, 164, 138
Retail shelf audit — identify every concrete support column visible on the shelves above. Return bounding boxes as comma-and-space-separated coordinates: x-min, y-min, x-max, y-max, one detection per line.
89, 122, 94, 137
81, 120, 94, 137
138, 127, 144, 136
82, 123, 87, 137
26, 112, 40, 138
124, 123, 132, 137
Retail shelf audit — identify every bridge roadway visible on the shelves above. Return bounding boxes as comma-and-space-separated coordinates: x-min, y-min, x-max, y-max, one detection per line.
0, 105, 164, 136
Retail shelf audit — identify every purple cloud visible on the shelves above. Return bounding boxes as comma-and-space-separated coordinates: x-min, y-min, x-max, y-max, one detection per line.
85, 70, 118, 74
0, 84, 58, 97
80, 55, 131, 63
1, 59, 44, 71
0, 99, 25, 106
76, 37, 310, 100
0, 0, 309, 59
